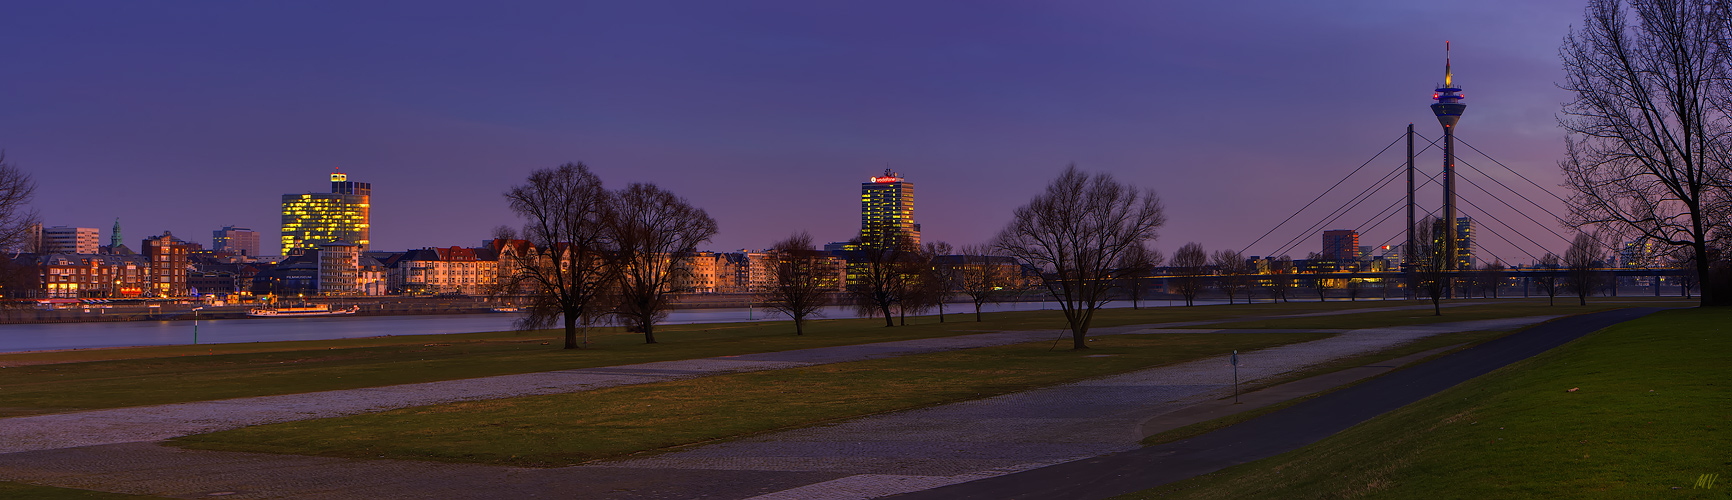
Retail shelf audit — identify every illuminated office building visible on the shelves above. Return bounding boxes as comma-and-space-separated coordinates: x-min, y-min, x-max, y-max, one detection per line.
860, 169, 920, 247
1454, 216, 1475, 269
281, 172, 371, 253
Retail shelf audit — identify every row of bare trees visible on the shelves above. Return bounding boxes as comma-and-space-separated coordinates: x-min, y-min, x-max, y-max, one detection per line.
500, 163, 718, 348
756, 232, 1031, 335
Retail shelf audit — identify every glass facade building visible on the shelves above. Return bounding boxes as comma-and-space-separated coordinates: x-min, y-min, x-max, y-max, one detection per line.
860, 170, 919, 247
1454, 216, 1475, 269
281, 172, 371, 253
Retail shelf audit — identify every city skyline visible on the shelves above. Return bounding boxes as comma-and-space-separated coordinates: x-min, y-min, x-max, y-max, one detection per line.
5, 2, 1581, 260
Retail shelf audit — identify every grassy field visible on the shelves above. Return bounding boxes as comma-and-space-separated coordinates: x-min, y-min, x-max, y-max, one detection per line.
1204, 299, 1687, 330
1119, 307, 1731, 499
171, 332, 1321, 467
0, 482, 153, 499
0, 301, 1427, 417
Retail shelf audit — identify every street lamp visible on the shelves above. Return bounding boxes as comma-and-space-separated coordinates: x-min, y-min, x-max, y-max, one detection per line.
192, 306, 205, 345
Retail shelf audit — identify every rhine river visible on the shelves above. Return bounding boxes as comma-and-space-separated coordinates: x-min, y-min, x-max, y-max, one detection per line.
0, 300, 1238, 353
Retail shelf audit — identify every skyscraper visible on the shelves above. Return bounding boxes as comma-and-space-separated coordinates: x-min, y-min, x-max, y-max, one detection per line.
860, 169, 919, 247
281, 171, 371, 253
1454, 216, 1475, 269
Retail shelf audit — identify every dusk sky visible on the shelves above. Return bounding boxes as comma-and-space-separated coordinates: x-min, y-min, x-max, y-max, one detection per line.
3, 1, 1587, 263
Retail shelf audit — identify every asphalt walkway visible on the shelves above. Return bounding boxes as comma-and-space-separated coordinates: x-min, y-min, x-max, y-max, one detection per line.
0, 302, 1465, 454
0, 308, 1552, 499
888, 307, 1663, 500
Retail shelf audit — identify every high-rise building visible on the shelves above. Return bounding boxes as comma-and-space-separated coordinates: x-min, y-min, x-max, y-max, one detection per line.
142, 231, 190, 297
1454, 216, 1475, 269
860, 170, 919, 247
213, 226, 261, 257
1321, 229, 1360, 262
41, 226, 100, 254
317, 241, 361, 296
281, 171, 371, 253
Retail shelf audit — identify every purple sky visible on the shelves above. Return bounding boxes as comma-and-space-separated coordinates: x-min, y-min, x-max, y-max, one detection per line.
3, 1, 1588, 263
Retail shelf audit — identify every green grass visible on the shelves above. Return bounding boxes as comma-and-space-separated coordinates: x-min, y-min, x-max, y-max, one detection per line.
1204, 298, 1684, 330
1119, 307, 1732, 499
0, 301, 1439, 417
0, 482, 155, 499
171, 332, 1321, 467
1138, 327, 1523, 448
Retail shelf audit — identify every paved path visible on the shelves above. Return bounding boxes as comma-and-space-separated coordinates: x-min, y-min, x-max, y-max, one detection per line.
890, 307, 1664, 500
0, 311, 1548, 499
0, 302, 1467, 454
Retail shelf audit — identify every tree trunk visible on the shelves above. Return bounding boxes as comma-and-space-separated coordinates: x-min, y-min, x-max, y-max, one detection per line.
974, 303, 983, 322
937, 302, 945, 323
881, 304, 894, 327
1432, 297, 1441, 316
563, 312, 579, 349
642, 318, 657, 344
1071, 328, 1088, 350
794, 316, 804, 335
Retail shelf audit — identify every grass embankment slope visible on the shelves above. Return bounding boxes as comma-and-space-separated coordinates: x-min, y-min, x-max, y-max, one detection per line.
172, 332, 1318, 467
0, 300, 1436, 417
0, 482, 153, 500
1122, 307, 1731, 500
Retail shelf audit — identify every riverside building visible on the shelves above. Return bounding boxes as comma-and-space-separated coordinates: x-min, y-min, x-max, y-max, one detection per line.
281, 171, 371, 253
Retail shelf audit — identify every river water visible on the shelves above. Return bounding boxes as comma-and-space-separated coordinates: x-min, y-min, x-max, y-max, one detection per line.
0, 299, 1248, 353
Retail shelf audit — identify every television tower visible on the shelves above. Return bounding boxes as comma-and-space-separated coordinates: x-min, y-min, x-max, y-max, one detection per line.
1430, 41, 1465, 271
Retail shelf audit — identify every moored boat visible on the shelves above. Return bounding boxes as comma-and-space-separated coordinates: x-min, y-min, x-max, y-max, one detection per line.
247, 304, 360, 317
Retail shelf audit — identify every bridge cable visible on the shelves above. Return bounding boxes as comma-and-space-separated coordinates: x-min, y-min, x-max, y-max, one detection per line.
1455, 166, 1569, 250
1265, 161, 1408, 258
1456, 208, 1526, 264
1454, 193, 1544, 262
1237, 132, 1408, 255
1264, 139, 1441, 258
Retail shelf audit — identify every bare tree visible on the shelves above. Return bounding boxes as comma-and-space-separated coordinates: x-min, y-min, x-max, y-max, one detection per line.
919, 241, 959, 322
958, 244, 1019, 321
1116, 244, 1162, 309
1535, 252, 1564, 305
1306, 252, 1338, 302
758, 231, 833, 335
502, 163, 615, 349
995, 165, 1166, 350
0, 153, 38, 253
847, 234, 917, 327
1171, 242, 1208, 306
1411, 217, 1451, 315
1211, 249, 1248, 304
1559, 0, 1732, 306
608, 183, 719, 344
1268, 255, 1296, 303
1565, 232, 1604, 305
1667, 248, 1699, 297
1479, 261, 1508, 299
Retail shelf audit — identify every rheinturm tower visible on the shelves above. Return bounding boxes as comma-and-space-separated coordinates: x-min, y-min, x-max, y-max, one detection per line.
1430, 42, 1466, 271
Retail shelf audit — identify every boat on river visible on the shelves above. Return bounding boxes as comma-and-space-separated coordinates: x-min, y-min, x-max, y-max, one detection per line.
246, 304, 360, 317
